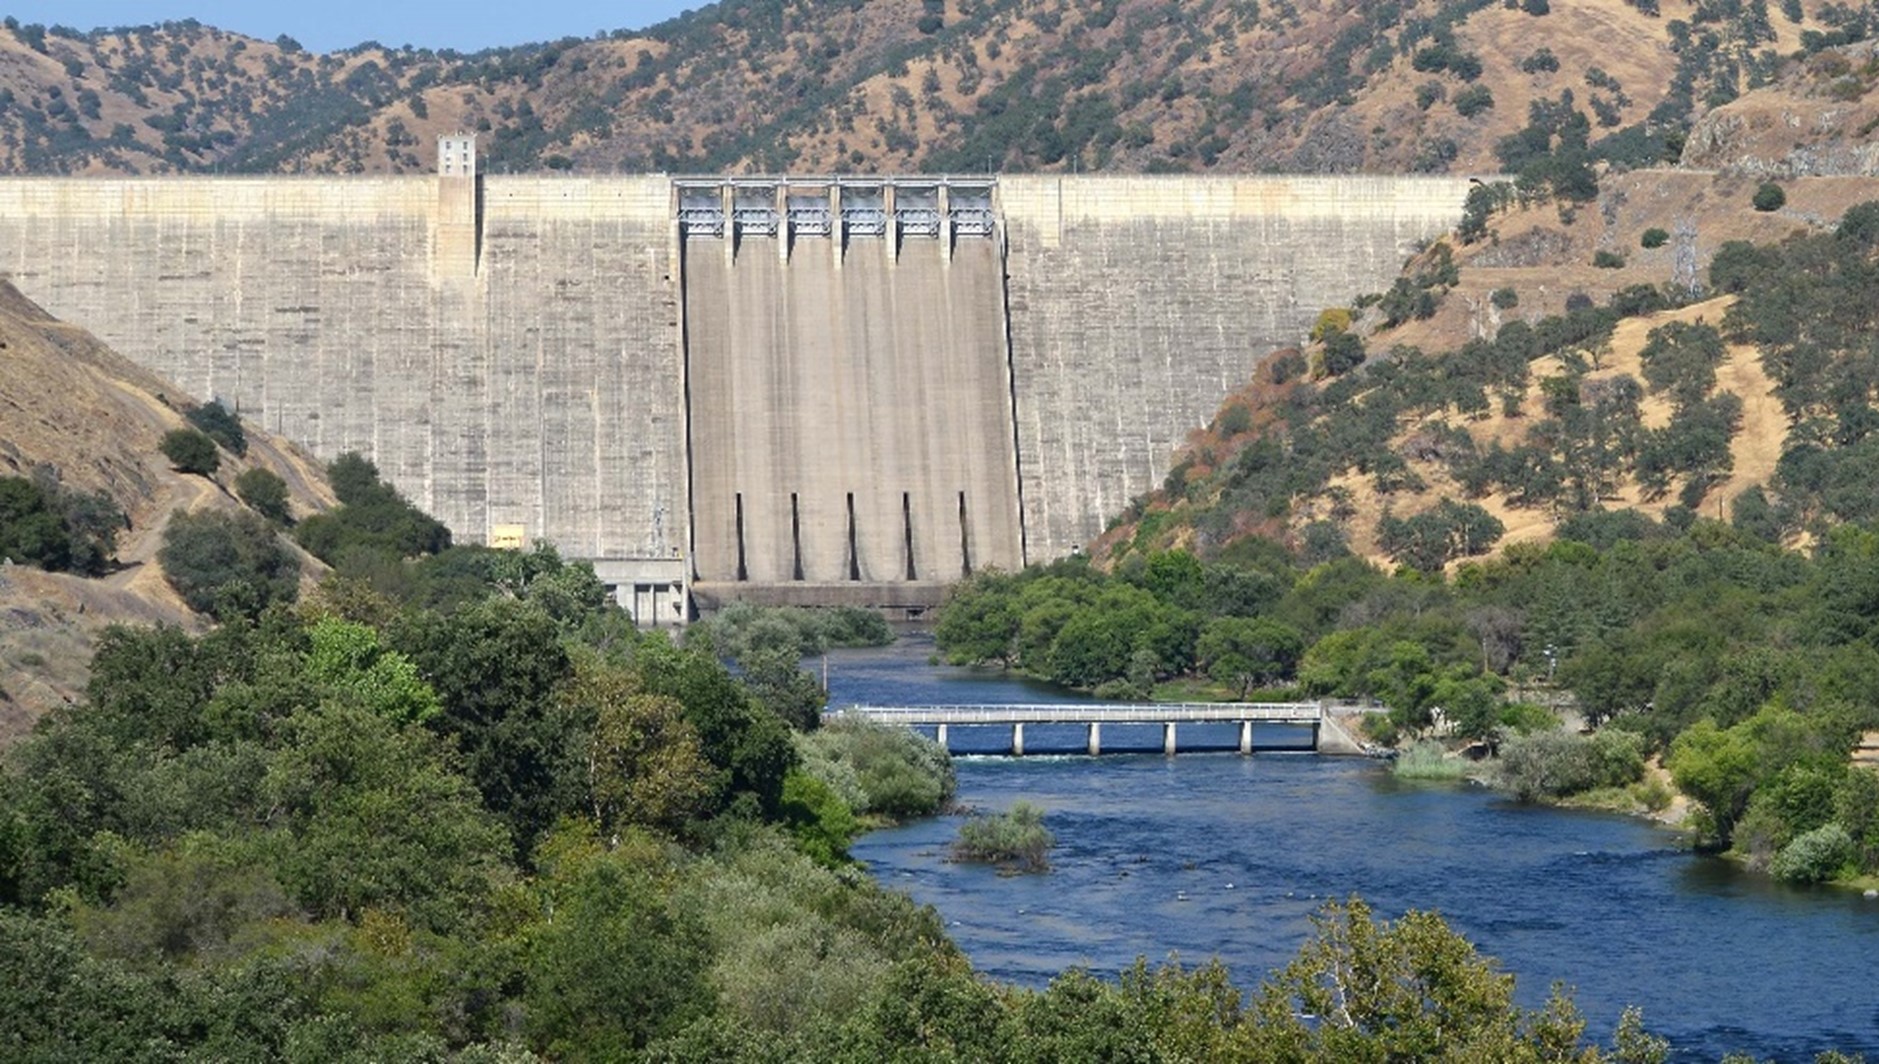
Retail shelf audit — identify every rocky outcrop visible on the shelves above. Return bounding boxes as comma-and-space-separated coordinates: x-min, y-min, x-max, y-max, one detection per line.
1682, 43, 1879, 177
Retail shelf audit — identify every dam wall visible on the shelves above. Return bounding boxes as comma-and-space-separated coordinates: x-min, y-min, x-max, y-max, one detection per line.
999, 175, 1479, 558
0, 154, 1473, 620
0, 173, 691, 620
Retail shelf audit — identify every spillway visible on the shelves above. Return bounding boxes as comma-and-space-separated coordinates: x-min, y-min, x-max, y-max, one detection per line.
682, 183, 1023, 612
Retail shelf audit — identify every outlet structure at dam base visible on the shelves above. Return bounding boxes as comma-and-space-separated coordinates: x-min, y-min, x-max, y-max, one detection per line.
0, 141, 1475, 623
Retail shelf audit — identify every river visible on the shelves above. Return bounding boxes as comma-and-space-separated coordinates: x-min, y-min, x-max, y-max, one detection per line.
831, 635, 1879, 1061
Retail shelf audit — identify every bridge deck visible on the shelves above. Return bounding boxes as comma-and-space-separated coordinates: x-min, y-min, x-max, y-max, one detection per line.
842, 702, 1322, 725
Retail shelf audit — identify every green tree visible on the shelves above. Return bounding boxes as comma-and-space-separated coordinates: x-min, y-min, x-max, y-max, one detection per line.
393, 598, 581, 859
524, 836, 712, 1057
936, 570, 1021, 665
185, 399, 247, 457
159, 427, 220, 476
559, 655, 714, 835
1667, 713, 1770, 845
256, 703, 511, 932
779, 770, 860, 867
306, 616, 441, 726
628, 638, 797, 821
0, 476, 70, 570
1197, 616, 1304, 697
739, 646, 828, 731
1752, 181, 1786, 212
1251, 898, 1601, 1060
234, 467, 291, 523
158, 508, 300, 620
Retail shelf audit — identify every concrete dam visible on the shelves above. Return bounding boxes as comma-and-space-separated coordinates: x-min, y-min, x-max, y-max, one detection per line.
0, 141, 1474, 622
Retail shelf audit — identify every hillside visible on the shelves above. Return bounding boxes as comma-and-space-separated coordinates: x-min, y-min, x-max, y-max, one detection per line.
0, 282, 331, 737
0, 1, 1873, 177
1098, 172, 1879, 571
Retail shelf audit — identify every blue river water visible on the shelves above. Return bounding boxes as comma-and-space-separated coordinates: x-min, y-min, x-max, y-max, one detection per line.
831, 635, 1879, 1061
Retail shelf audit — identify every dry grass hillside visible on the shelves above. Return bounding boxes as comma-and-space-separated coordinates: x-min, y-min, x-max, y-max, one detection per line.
1095, 167, 1879, 571
0, 282, 331, 738
1324, 296, 1782, 563
1385, 168, 1879, 349
0, 0, 1873, 177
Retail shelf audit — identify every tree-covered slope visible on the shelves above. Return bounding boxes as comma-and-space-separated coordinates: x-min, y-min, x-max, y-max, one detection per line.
1103, 176, 1879, 573
0, 0, 1873, 176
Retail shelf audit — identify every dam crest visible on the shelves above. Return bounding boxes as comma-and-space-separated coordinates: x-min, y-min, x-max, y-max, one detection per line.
0, 139, 1475, 622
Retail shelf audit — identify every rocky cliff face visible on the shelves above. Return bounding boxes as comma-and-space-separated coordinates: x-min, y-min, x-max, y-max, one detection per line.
1683, 41, 1879, 176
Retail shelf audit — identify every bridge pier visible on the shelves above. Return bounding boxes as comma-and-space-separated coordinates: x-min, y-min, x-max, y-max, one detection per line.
935, 723, 948, 750
1087, 721, 1101, 756
1240, 720, 1253, 756
1163, 721, 1177, 756
1012, 722, 1024, 757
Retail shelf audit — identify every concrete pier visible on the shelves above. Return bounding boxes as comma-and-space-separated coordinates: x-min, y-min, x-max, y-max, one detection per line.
1088, 721, 1101, 756
1012, 722, 1025, 757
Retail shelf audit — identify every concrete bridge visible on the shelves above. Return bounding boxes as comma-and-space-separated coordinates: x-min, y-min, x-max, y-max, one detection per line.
843, 702, 1324, 755
0, 138, 1476, 621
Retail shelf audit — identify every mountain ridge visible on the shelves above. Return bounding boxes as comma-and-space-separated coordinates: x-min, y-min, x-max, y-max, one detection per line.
0, 1, 1871, 177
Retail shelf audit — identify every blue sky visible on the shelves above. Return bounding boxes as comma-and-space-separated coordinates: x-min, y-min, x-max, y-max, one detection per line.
0, 2, 701, 53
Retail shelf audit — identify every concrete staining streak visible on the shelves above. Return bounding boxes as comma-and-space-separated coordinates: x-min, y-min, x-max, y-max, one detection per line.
0, 171, 1473, 614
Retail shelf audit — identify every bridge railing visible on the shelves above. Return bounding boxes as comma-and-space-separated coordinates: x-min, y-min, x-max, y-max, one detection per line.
840, 702, 1322, 725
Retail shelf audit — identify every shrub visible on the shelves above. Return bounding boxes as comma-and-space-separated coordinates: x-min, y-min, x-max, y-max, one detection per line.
780, 771, 861, 868
1490, 287, 1519, 310
295, 452, 450, 564
1770, 823, 1854, 883
1497, 701, 1560, 735
953, 801, 1053, 871
1453, 85, 1495, 118
1520, 48, 1560, 74
796, 717, 955, 820
1267, 351, 1308, 385
158, 507, 300, 620
0, 477, 65, 568
1216, 404, 1254, 437
1322, 328, 1367, 376
1592, 250, 1626, 269
234, 467, 291, 523
1752, 182, 1786, 212
185, 399, 246, 457
1497, 730, 1646, 802
1640, 227, 1670, 249
0, 472, 123, 575
159, 428, 220, 476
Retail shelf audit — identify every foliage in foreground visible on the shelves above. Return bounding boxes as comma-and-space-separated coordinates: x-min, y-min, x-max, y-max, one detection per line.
0, 518, 1691, 1058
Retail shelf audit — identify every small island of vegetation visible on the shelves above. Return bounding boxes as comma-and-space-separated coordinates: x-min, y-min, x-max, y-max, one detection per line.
953, 801, 1055, 873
